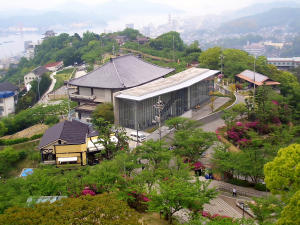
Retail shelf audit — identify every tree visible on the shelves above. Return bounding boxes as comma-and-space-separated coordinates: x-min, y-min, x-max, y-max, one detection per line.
149, 31, 185, 51
135, 140, 171, 170
222, 109, 239, 131
248, 195, 284, 225
264, 144, 300, 225
92, 102, 114, 123
165, 117, 198, 130
148, 177, 217, 224
277, 190, 300, 225
0, 193, 143, 225
0, 121, 7, 137
199, 47, 222, 70
264, 144, 300, 197
174, 128, 215, 162
92, 118, 128, 160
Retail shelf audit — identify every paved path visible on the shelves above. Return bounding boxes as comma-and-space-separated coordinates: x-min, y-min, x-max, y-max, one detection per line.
37, 71, 57, 104
197, 176, 268, 198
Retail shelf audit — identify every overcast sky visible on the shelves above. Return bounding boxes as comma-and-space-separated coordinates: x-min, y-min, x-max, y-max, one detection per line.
0, 0, 292, 15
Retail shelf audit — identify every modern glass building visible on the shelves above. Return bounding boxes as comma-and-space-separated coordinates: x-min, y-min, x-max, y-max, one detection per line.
114, 68, 219, 130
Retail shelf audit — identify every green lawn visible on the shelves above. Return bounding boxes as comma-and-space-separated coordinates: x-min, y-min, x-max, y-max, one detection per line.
54, 69, 74, 91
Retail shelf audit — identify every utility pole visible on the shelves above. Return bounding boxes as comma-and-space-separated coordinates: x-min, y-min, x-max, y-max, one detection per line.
67, 82, 71, 120
219, 52, 224, 76
253, 55, 257, 102
153, 96, 164, 142
172, 35, 175, 62
112, 44, 115, 56
37, 76, 41, 100
136, 123, 139, 146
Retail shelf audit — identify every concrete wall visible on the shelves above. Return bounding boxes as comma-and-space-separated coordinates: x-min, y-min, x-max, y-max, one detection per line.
24, 72, 37, 86
0, 96, 15, 116
94, 88, 112, 102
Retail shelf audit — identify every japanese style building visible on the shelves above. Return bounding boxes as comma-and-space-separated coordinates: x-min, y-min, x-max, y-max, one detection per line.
68, 54, 174, 123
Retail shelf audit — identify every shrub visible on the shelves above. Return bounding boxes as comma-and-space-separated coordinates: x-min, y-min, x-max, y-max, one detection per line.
227, 178, 252, 187
44, 116, 59, 125
254, 183, 268, 192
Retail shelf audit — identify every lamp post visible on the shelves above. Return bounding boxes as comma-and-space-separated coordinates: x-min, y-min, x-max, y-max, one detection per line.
153, 96, 164, 142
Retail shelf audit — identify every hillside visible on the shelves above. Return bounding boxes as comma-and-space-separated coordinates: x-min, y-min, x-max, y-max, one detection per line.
219, 7, 300, 34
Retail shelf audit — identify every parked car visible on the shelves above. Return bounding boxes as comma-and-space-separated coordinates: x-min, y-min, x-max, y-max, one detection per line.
130, 132, 146, 142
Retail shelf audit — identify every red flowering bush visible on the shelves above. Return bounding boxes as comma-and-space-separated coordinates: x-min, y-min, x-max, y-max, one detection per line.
127, 191, 150, 212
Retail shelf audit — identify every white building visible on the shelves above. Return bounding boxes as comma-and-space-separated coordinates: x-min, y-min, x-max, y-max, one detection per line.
44, 61, 63, 72
267, 57, 300, 70
24, 66, 49, 91
0, 82, 19, 117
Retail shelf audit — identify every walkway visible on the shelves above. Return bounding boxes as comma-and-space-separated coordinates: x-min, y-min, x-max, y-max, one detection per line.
37, 71, 57, 104
197, 176, 268, 198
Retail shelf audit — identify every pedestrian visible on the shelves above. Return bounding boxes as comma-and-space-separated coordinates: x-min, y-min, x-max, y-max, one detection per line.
232, 187, 237, 197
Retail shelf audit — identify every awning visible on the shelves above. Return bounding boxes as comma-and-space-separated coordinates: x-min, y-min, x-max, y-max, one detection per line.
58, 157, 77, 162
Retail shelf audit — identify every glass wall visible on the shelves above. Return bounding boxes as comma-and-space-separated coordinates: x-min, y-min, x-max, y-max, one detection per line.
118, 78, 214, 130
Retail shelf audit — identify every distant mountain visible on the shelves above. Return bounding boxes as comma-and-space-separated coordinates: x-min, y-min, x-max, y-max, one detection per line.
0, 0, 181, 33
219, 7, 300, 34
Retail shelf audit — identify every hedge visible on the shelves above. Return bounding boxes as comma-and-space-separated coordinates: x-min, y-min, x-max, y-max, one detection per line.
0, 133, 43, 146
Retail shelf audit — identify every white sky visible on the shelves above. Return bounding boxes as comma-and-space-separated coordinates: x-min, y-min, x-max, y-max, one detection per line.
0, 0, 282, 15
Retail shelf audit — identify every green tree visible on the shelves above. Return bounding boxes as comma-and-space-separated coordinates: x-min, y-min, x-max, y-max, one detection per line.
264, 144, 300, 197
0, 193, 143, 225
248, 195, 284, 225
199, 47, 222, 70
277, 190, 300, 225
92, 102, 114, 123
174, 128, 215, 162
148, 177, 217, 224
92, 118, 128, 160
165, 117, 198, 130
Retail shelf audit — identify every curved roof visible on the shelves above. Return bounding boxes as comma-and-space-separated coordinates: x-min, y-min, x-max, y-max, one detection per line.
68, 54, 174, 89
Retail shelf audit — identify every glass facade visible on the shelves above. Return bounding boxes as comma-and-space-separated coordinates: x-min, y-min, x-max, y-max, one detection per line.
118, 78, 214, 130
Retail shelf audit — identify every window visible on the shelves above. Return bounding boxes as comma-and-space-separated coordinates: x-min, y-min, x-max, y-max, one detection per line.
91, 88, 94, 96
0, 99, 3, 103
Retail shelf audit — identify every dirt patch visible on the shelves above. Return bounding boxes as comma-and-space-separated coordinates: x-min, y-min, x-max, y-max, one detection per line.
2, 124, 49, 139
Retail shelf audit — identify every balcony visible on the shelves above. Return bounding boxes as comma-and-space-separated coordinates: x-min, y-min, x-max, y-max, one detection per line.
69, 93, 96, 102
75, 104, 97, 113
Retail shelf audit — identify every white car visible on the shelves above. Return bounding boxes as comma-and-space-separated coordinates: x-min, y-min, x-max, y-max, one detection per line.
130, 132, 146, 142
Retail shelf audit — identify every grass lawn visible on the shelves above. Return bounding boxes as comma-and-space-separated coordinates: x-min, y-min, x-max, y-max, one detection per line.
54, 68, 75, 91
4, 140, 40, 178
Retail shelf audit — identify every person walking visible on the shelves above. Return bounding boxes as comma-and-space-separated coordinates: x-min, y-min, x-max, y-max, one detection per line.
232, 187, 237, 197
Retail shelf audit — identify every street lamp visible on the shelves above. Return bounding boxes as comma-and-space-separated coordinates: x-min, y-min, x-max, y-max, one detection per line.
153, 96, 164, 142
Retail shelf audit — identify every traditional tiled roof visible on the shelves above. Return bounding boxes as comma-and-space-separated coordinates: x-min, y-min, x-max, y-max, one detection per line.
68, 54, 174, 89
39, 120, 98, 149
0, 82, 18, 92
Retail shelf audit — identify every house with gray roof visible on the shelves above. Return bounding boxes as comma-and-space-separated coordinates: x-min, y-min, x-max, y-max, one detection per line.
24, 66, 49, 91
68, 54, 174, 123
39, 119, 98, 166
